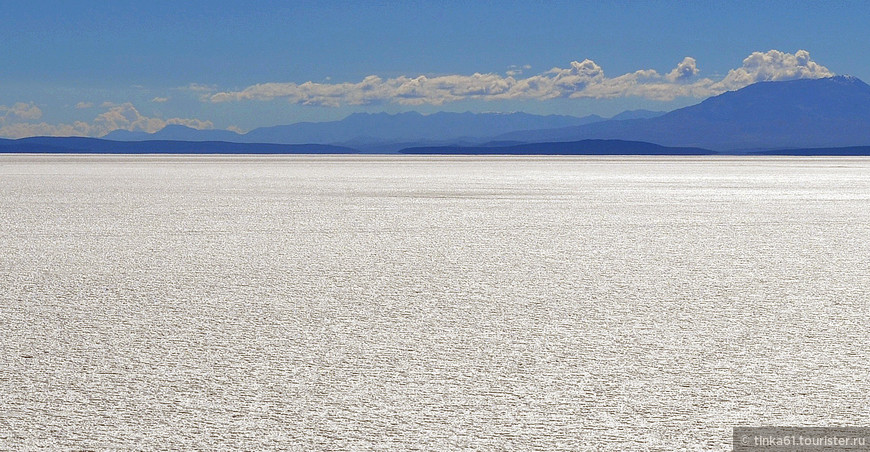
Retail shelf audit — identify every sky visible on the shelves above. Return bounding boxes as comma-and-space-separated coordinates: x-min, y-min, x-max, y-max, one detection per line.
2, 0, 870, 138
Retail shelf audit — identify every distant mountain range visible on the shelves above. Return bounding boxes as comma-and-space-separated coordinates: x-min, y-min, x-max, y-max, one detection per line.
104, 111, 607, 147
497, 75, 870, 151
607, 109, 666, 121
6, 76, 870, 155
101, 110, 669, 150
249, 111, 607, 145
0, 137, 356, 154
400, 139, 714, 155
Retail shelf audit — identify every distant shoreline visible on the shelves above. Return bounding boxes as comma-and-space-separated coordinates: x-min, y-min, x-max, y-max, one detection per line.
4, 136, 870, 156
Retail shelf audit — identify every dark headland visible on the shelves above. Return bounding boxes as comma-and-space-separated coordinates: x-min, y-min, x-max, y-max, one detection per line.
399, 140, 715, 155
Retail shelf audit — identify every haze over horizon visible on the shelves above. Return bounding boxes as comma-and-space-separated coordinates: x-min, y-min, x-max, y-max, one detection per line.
2, 1, 870, 138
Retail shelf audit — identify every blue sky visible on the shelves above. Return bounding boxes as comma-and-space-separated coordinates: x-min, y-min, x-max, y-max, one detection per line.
2, 0, 869, 138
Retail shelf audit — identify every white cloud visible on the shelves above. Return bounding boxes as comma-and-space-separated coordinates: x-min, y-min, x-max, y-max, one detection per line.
206, 50, 833, 106
180, 83, 218, 93
74, 101, 94, 109
151, 96, 170, 103
0, 102, 213, 139
207, 62, 601, 106
506, 64, 532, 77
93, 103, 214, 134
0, 121, 92, 138
0, 102, 43, 121
666, 57, 700, 82
713, 49, 834, 91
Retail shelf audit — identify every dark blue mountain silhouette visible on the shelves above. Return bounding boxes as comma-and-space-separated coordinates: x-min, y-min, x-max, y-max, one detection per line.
102, 129, 151, 141
6, 136, 870, 156
400, 139, 714, 155
0, 137, 357, 154
497, 76, 870, 151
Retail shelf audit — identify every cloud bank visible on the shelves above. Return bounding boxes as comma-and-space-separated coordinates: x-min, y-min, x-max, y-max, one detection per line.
0, 102, 212, 139
208, 50, 833, 106
0, 102, 43, 121
0, 49, 836, 139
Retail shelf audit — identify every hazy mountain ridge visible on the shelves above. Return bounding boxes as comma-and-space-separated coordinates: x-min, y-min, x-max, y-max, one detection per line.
105, 111, 605, 146
248, 111, 607, 144
608, 109, 666, 120
497, 76, 870, 150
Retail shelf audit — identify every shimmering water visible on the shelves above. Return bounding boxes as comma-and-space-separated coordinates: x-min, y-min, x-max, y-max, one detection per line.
1, 155, 869, 450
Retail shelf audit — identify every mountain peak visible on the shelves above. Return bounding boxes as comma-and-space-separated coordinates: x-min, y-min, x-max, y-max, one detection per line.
498, 76, 870, 150
829, 74, 870, 87
692, 75, 870, 115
